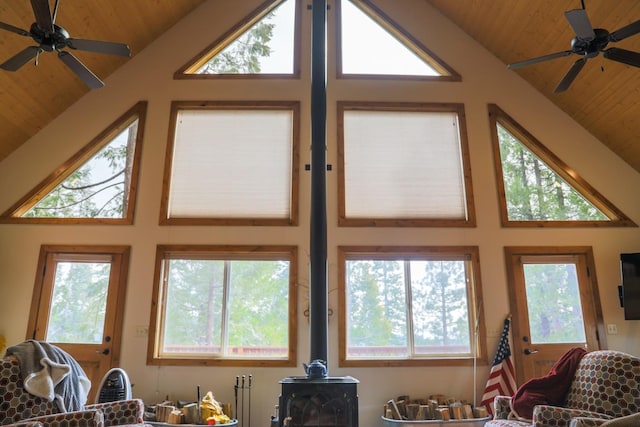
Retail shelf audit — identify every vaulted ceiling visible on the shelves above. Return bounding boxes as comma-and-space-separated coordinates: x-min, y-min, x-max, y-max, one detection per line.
0, 0, 204, 160
1, 1, 639, 172
424, 0, 640, 173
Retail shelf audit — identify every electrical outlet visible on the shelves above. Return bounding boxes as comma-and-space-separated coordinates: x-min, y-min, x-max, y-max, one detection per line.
136, 325, 149, 337
607, 324, 618, 335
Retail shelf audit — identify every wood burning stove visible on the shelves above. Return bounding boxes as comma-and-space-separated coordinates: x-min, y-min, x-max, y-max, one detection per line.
278, 377, 359, 427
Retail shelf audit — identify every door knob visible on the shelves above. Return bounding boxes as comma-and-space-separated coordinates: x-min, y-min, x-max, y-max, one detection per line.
524, 348, 539, 355
96, 348, 110, 355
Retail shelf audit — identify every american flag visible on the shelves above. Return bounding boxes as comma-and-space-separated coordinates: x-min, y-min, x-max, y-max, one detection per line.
481, 316, 517, 416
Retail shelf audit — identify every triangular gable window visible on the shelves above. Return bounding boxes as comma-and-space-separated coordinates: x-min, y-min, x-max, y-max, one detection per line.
0, 102, 146, 224
176, 0, 299, 77
489, 104, 635, 227
338, 0, 459, 80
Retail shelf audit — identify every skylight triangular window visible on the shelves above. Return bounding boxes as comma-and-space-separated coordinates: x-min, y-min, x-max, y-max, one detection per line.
338, 0, 459, 79
489, 104, 635, 227
176, 0, 298, 77
0, 102, 146, 224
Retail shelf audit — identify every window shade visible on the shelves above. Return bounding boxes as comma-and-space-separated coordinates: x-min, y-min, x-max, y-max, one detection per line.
343, 110, 467, 219
169, 109, 293, 218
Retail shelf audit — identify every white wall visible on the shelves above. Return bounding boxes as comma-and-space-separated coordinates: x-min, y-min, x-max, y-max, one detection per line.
1, 1, 640, 426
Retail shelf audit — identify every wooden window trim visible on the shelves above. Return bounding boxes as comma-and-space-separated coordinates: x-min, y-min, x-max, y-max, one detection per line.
27, 244, 131, 363
337, 245, 487, 367
489, 104, 636, 228
147, 244, 298, 367
159, 100, 300, 226
174, 0, 302, 80
336, 0, 461, 82
503, 245, 607, 380
0, 102, 147, 225
337, 101, 476, 227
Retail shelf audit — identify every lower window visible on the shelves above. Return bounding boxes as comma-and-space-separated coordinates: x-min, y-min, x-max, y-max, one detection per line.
149, 245, 297, 366
338, 246, 486, 366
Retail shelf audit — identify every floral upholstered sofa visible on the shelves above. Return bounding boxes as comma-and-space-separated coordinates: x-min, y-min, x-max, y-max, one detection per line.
0, 356, 147, 427
570, 413, 640, 427
485, 350, 640, 427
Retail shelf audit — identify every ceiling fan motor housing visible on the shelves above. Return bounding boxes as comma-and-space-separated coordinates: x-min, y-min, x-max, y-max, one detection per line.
29, 23, 69, 52
571, 28, 610, 57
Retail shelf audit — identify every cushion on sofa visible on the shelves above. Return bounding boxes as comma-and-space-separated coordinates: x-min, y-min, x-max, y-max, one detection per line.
600, 413, 640, 427
511, 347, 587, 420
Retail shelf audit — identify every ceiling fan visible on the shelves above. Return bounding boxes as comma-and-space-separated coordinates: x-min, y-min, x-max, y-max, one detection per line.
507, 1, 640, 93
0, 0, 131, 89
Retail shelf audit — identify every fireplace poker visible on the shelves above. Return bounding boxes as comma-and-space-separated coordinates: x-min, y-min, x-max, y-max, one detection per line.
248, 375, 252, 427
234, 376, 239, 422
241, 375, 246, 427
197, 384, 201, 422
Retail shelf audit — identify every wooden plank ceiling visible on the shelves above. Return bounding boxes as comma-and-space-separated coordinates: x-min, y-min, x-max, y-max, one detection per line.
0, 1, 639, 173
425, 0, 640, 172
0, 0, 204, 160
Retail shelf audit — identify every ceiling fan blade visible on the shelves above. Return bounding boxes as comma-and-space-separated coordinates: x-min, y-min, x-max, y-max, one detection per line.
565, 9, 595, 40
603, 47, 640, 68
66, 38, 131, 57
30, 0, 53, 32
608, 19, 640, 42
0, 21, 31, 37
508, 50, 573, 70
58, 51, 104, 89
554, 57, 587, 93
0, 46, 41, 71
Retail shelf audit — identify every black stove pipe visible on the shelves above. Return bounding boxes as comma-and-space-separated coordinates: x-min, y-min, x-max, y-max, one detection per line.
308, 0, 328, 376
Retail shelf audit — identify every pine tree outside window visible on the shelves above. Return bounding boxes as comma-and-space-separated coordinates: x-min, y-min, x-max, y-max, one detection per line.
338, 246, 484, 366
149, 245, 297, 366
489, 104, 635, 227
0, 102, 146, 224
176, 0, 299, 77
23, 124, 138, 219
497, 123, 606, 221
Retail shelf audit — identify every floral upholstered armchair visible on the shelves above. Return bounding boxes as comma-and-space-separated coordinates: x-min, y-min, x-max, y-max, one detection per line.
485, 350, 640, 427
0, 355, 146, 427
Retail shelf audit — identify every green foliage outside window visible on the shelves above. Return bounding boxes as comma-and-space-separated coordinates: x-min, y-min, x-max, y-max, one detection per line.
523, 263, 586, 344
161, 258, 290, 358
347, 260, 406, 351
346, 258, 473, 358
411, 260, 470, 350
23, 122, 138, 219
196, 16, 275, 74
47, 262, 109, 343
497, 124, 607, 221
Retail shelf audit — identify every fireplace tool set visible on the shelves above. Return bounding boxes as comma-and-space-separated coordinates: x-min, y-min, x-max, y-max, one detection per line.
235, 375, 252, 427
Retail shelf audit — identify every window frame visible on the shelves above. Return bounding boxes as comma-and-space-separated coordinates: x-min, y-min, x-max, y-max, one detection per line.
503, 246, 605, 382
26, 244, 130, 391
147, 244, 298, 367
0, 102, 147, 225
174, 0, 302, 79
159, 100, 300, 226
338, 245, 487, 367
337, 101, 476, 227
336, 0, 460, 81
489, 104, 636, 228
